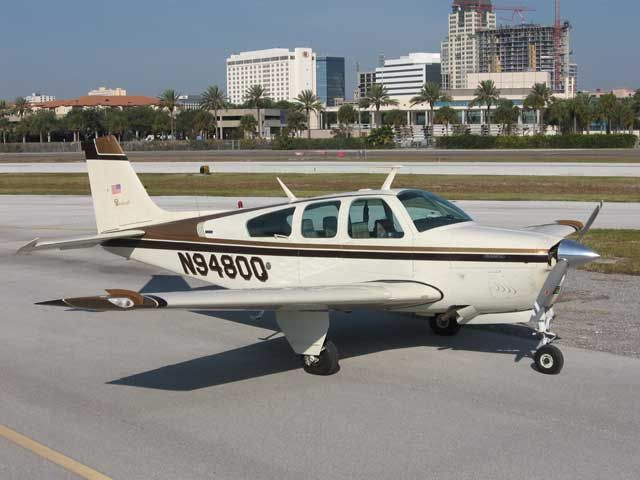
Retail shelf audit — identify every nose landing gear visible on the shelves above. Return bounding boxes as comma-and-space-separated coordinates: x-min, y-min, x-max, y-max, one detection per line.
533, 307, 564, 375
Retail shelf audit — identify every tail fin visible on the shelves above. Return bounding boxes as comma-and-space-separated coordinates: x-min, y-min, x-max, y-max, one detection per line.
82, 136, 168, 233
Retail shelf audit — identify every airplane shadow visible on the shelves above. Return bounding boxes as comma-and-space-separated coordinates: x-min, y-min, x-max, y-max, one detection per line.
109, 277, 537, 391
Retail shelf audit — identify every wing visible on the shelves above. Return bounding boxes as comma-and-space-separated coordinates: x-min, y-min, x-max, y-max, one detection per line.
522, 220, 583, 238
37, 281, 443, 312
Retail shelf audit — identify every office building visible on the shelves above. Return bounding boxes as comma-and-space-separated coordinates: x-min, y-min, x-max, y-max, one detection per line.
226, 48, 316, 104
441, 0, 496, 90
358, 71, 377, 99
177, 94, 203, 111
88, 86, 127, 96
316, 56, 345, 106
375, 53, 441, 97
25, 92, 56, 103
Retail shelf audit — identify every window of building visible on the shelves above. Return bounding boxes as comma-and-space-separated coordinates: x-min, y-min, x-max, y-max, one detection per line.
397, 190, 471, 232
301, 201, 340, 238
247, 207, 295, 237
348, 198, 403, 239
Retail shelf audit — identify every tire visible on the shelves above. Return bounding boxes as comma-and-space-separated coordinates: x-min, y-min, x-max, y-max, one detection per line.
302, 340, 339, 376
429, 315, 461, 336
535, 344, 564, 375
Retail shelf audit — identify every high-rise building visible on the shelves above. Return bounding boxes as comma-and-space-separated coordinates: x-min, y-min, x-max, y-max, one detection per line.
358, 71, 377, 99
25, 92, 56, 103
226, 48, 316, 104
375, 53, 441, 97
316, 56, 345, 106
88, 87, 127, 96
477, 23, 574, 94
441, 0, 496, 90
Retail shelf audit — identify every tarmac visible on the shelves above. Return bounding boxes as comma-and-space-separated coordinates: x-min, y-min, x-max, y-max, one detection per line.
2, 160, 640, 176
1, 196, 639, 479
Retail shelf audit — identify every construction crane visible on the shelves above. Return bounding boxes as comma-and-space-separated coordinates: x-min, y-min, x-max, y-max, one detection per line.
554, 0, 563, 92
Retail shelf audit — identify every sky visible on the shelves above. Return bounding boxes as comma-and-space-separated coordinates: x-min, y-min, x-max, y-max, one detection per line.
1, 0, 638, 100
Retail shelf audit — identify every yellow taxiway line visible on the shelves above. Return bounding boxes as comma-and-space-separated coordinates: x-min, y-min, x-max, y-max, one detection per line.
0, 424, 112, 480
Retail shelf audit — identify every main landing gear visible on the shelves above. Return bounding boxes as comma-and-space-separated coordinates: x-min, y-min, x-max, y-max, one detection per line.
533, 307, 564, 375
302, 340, 339, 376
429, 314, 461, 336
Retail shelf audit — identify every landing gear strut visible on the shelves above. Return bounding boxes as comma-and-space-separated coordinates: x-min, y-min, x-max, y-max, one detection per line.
302, 340, 339, 376
533, 307, 564, 375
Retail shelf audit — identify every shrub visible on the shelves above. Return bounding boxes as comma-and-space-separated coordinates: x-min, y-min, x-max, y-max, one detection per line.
436, 134, 637, 149
271, 136, 371, 150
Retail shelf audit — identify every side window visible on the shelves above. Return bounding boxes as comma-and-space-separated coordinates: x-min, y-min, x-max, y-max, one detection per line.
247, 207, 295, 237
348, 198, 404, 239
301, 201, 340, 238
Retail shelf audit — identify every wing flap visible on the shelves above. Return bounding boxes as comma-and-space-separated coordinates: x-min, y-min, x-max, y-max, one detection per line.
38, 281, 443, 312
17, 230, 146, 254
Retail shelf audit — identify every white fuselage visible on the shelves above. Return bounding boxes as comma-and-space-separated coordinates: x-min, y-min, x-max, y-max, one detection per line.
104, 191, 559, 317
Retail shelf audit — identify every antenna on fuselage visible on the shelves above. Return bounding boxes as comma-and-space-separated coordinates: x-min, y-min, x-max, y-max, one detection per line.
381, 165, 403, 190
277, 177, 297, 202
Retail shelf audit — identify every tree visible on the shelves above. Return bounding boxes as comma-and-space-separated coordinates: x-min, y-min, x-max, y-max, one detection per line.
493, 100, 520, 135
30, 110, 58, 142
611, 98, 635, 134
244, 85, 267, 138
597, 93, 618, 134
13, 97, 31, 118
433, 106, 458, 136
470, 80, 500, 133
367, 125, 395, 148
192, 110, 215, 138
124, 106, 156, 139
295, 90, 324, 139
337, 104, 357, 137
0, 100, 9, 143
200, 85, 227, 140
158, 89, 180, 138
523, 83, 553, 134
238, 114, 258, 139
362, 84, 398, 128
410, 82, 451, 128
383, 109, 406, 128
105, 109, 128, 140
285, 109, 307, 137
152, 110, 171, 136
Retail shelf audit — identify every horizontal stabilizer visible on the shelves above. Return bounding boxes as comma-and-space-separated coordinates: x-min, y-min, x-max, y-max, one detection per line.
37, 281, 443, 312
17, 230, 145, 255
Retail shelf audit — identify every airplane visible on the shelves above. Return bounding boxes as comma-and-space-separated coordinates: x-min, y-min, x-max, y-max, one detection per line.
18, 135, 602, 376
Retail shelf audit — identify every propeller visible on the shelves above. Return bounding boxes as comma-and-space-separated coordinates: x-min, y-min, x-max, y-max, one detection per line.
576, 201, 603, 243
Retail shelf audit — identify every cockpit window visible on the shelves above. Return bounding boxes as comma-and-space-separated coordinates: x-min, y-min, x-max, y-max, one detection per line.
398, 190, 471, 232
247, 207, 295, 237
301, 201, 340, 238
348, 198, 404, 239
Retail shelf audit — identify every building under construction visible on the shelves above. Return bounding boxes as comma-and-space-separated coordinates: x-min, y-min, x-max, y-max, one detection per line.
477, 23, 574, 94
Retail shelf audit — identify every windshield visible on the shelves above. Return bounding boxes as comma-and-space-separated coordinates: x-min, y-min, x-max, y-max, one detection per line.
397, 190, 472, 232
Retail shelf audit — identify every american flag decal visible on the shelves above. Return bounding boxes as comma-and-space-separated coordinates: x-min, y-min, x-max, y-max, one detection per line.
111, 184, 122, 195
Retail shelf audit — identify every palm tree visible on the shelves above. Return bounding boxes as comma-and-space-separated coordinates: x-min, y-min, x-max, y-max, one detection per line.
493, 99, 520, 135
192, 110, 215, 139
363, 84, 398, 128
597, 93, 619, 134
383, 109, 407, 128
239, 114, 258, 139
286, 109, 307, 137
295, 90, 324, 139
158, 89, 180, 138
13, 97, 31, 118
524, 83, 553, 134
200, 85, 227, 140
0, 100, 9, 143
433, 106, 458, 136
105, 109, 129, 140
470, 80, 501, 134
244, 85, 267, 138
410, 82, 451, 128
337, 104, 357, 137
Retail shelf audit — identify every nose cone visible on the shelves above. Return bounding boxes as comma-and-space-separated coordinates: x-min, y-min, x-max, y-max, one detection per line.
557, 239, 600, 267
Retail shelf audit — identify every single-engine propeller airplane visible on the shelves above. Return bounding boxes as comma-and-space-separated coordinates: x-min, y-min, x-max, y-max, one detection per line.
19, 136, 603, 376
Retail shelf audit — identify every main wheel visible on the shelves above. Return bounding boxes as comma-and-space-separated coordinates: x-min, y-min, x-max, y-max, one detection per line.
429, 315, 461, 336
302, 340, 339, 376
535, 344, 564, 375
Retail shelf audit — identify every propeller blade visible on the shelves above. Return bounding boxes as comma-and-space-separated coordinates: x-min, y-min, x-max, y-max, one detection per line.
577, 201, 603, 243
530, 260, 568, 323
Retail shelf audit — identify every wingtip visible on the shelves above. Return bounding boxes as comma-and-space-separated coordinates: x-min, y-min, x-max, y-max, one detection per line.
16, 238, 39, 255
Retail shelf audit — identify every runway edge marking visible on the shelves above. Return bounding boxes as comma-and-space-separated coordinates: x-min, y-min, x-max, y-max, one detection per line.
0, 424, 112, 480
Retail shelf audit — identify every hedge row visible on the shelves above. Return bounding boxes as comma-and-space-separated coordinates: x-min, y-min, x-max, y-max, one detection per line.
435, 134, 638, 149
271, 136, 372, 150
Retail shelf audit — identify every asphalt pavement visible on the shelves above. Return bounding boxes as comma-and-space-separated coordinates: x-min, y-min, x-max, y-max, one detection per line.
1, 196, 639, 479
2, 160, 640, 176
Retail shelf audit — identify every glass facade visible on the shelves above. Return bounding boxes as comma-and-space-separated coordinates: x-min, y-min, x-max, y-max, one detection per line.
316, 57, 345, 107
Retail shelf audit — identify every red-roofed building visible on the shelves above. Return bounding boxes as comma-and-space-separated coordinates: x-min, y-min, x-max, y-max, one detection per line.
32, 95, 160, 116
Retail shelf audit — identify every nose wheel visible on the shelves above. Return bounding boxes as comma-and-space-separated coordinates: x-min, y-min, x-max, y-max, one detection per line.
429, 314, 461, 336
301, 340, 339, 376
534, 344, 564, 375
